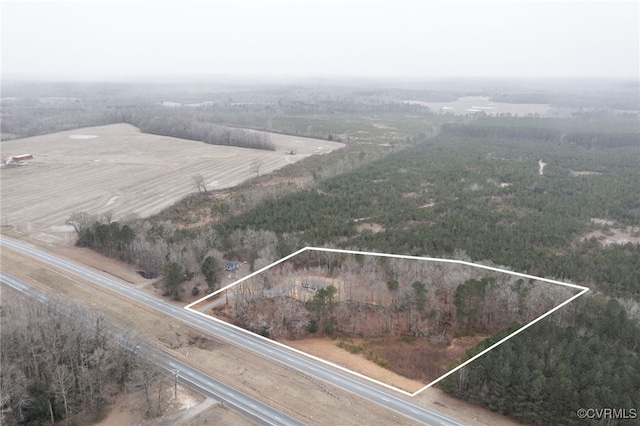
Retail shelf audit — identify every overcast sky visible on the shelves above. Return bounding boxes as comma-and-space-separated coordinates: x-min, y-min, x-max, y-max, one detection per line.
2, 0, 638, 81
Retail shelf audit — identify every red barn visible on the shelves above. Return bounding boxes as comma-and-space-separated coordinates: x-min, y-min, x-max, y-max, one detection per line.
12, 154, 33, 161
5, 154, 33, 165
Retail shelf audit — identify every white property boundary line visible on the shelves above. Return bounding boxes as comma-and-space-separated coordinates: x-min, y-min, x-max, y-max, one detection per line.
186, 247, 590, 397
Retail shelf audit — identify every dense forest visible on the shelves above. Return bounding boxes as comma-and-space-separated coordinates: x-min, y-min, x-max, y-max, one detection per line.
214, 120, 640, 295
441, 296, 640, 425
209, 116, 640, 423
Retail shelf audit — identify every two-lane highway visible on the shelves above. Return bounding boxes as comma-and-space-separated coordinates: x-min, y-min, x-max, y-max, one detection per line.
0, 236, 469, 426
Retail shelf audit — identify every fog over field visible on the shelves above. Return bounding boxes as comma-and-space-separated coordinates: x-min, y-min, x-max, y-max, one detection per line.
2, 0, 638, 81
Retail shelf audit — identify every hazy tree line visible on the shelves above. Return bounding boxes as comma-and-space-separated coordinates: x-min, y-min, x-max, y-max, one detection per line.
2, 79, 636, 143
563, 131, 640, 149
485, 77, 640, 110
1, 96, 420, 145
113, 108, 276, 150
0, 292, 167, 425
0, 103, 117, 140
491, 91, 640, 111
0, 101, 275, 150
1, 81, 429, 144
441, 117, 640, 149
441, 122, 561, 144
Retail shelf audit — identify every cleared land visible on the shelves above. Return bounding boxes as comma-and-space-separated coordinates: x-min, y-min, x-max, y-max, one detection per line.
0, 123, 343, 244
405, 96, 553, 116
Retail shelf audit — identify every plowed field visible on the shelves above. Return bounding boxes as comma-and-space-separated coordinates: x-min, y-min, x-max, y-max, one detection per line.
0, 123, 343, 244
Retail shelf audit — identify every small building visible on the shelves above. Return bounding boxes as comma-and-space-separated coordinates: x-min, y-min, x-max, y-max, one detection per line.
5, 154, 33, 165
223, 260, 239, 271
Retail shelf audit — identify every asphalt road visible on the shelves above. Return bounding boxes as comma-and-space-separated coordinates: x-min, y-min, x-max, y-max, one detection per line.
0, 236, 469, 426
0, 270, 304, 426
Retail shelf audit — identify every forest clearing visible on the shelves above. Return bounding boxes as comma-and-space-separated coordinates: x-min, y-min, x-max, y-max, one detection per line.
0, 123, 343, 245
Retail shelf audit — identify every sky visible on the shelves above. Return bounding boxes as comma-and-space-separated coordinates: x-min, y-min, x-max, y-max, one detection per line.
1, 0, 638, 81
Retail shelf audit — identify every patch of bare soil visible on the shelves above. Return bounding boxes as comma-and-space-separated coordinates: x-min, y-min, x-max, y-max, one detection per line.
282, 336, 425, 392
581, 226, 640, 246
591, 218, 615, 226
94, 382, 253, 426
415, 387, 525, 426
256, 174, 310, 189
182, 401, 259, 426
95, 383, 214, 426
402, 192, 419, 198
281, 334, 487, 393
570, 170, 602, 176
356, 222, 385, 234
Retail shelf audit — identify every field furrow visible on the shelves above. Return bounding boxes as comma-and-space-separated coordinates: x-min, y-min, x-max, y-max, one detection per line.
1, 123, 343, 244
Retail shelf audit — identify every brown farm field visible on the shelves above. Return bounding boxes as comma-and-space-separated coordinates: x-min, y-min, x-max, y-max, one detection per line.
0, 123, 343, 244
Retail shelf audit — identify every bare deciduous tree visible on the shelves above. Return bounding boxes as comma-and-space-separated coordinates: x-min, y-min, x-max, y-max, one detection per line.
52, 365, 74, 425
1, 293, 167, 425
66, 212, 95, 236
132, 357, 162, 417
192, 174, 207, 193
250, 159, 263, 177
102, 210, 114, 224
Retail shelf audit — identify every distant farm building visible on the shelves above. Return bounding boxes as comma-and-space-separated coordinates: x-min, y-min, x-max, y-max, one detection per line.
224, 260, 239, 271
5, 154, 33, 165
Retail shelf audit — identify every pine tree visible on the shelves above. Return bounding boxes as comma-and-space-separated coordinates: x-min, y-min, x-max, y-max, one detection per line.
161, 260, 184, 300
